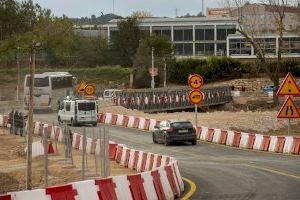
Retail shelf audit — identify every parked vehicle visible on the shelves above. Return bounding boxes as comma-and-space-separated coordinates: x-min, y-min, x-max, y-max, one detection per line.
103, 89, 122, 100
152, 120, 197, 146
58, 98, 98, 126
262, 84, 274, 94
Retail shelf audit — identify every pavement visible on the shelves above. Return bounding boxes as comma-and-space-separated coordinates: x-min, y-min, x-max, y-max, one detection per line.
34, 113, 300, 200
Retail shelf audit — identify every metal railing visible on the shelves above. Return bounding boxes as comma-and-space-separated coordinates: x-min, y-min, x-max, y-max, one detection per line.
114, 86, 232, 112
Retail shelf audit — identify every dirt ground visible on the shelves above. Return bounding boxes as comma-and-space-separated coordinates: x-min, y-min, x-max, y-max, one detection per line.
0, 130, 135, 194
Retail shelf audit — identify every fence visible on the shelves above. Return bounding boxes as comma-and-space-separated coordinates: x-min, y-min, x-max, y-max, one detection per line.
114, 86, 232, 112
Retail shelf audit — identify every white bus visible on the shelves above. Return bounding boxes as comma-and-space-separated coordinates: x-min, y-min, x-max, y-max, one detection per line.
24, 72, 75, 111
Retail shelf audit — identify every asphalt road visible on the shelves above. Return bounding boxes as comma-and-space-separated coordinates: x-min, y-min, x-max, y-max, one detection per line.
35, 113, 300, 200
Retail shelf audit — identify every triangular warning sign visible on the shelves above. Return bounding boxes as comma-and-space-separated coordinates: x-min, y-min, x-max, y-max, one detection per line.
276, 72, 300, 96
277, 96, 300, 118
76, 80, 86, 93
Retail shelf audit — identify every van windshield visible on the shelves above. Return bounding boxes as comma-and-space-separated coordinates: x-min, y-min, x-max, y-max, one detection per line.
78, 102, 96, 111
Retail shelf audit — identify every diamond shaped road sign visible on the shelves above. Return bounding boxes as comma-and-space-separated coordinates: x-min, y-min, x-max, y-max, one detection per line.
276, 72, 300, 96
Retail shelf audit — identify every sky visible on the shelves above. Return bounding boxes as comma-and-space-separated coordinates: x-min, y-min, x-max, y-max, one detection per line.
28, 0, 221, 18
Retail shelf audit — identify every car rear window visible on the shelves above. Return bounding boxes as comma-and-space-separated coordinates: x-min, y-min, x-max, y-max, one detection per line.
78, 102, 96, 111
171, 122, 193, 128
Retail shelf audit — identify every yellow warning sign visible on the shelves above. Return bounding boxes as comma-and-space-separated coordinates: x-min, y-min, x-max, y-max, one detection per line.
277, 96, 300, 118
84, 84, 96, 96
76, 80, 86, 93
188, 74, 204, 89
189, 90, 204, 105
276, 72, 300, 96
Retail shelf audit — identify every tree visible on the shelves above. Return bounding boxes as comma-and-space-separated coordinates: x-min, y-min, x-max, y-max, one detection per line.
132, 35, 173, 88
110, 17, 141, 66
131, 11, 153, 18
225, 0, 292, 105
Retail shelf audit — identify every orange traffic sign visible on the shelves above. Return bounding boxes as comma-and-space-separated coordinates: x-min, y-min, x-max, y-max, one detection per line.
84, 84, 96, 96
189, 90, 204, 105
188, 74, 204, 89
277, 96, 300, 118
276, 72, 300, 96
76, 80, 86, 93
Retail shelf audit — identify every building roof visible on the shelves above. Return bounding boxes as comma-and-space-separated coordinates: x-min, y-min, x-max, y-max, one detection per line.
105, 16, 238, 26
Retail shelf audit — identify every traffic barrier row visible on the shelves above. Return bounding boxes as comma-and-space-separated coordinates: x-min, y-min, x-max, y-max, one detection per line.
0, 119, 184, 200
98, 113, 300, 155
99, 113, 159, 132
114, 86, 232, 112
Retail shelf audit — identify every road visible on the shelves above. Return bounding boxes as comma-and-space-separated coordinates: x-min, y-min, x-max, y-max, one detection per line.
35, 113, 300, 200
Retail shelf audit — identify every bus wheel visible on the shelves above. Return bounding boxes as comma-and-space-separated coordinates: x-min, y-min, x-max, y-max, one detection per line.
92, 122, 97, 127
58, 117, 62, 125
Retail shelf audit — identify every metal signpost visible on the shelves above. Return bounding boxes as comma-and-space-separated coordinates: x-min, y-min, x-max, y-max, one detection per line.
188, 74, 204, 127
276, 72, 300, 135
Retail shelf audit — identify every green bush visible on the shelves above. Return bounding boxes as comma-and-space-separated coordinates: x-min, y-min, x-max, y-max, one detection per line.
168, 57, 242, 85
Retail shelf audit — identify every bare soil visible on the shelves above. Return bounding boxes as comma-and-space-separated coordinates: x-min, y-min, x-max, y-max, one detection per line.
0, 130, 135, 194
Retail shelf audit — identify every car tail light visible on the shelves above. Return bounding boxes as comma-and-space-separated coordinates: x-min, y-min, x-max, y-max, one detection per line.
166, 128, 173, 133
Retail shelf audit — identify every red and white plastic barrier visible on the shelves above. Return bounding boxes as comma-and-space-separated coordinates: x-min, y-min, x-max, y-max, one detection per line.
1, 117, 185, 200
96, 112, 300, 156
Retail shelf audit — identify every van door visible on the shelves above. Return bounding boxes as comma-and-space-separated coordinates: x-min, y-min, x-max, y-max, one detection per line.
64, 101, 72, 122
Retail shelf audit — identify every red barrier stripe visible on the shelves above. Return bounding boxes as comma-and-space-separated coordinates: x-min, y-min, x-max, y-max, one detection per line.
151, 170, 166, 200
95, 178, 117, 200
127, 174, 148, 200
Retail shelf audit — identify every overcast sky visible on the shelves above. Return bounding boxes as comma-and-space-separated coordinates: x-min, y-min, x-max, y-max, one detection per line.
29, 0, 221, 18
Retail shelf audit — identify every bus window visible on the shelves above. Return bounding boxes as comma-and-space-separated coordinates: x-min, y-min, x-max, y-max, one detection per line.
26, 77, 50, 87
51, 76, 73, 89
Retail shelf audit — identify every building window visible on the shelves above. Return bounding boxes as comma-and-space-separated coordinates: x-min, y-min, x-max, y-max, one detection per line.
217, 43, 226, 56
195, 43, 215, 56
282, 37, 300, 54
254, 38, 276, 55
174, 43, 193, 56
174, 26, 193, 41
217, 26, 236, 41
229, 38, 251, 55
152, 26, 171, 39
195, 26, 214, 41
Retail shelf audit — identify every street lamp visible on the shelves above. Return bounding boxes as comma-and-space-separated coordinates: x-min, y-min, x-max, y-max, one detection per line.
26, 41, 41, 190
16, 46, 20, 101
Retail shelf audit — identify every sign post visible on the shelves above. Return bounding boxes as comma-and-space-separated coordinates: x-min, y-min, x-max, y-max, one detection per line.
188, 74, 204, 127
276, 72, 300, 135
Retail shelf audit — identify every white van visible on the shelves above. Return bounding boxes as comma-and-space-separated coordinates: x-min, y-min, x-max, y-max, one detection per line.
103, 89, 122, 100
58, 98, 98, 126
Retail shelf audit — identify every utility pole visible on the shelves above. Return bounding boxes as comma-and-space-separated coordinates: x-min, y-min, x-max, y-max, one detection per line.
16, 46, 20, 101
164, 58, 167, 88
151, 47, 155, 89
26, 41, 40, 190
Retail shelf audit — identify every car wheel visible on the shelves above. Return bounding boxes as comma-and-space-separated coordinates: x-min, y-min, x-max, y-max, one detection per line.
164, 137, 169, 146
152, 134, 158, 144
191, 140, 197, 145
92, 122, 97, 127
71, 119, 76, 126
58, 117, 62, 125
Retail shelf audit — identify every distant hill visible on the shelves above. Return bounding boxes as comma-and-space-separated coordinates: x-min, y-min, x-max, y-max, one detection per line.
73, 13, 123, 25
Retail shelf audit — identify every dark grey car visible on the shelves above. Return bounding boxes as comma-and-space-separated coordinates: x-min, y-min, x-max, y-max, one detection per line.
152, 120, 197, 146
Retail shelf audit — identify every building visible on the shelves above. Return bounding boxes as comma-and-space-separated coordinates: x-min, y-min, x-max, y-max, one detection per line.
102, 17, 238, 57
210, 4, 300, 33
227, 33, 300, 58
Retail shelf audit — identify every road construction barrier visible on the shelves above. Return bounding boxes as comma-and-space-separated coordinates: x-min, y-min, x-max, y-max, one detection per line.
97, 112, 300, 156
1, 118, 185, 200
114, 86, 232, 112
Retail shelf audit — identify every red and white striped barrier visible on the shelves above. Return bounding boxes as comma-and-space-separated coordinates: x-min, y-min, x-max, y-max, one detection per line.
1, 118, 185, 200
96, 112, 300, 156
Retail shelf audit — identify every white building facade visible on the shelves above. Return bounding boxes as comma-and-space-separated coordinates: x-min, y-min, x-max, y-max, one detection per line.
102, 17, 238, 57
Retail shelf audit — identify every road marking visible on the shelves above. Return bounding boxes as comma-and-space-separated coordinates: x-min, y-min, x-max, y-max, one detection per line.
242, 164, 300, 180
181, 177, 197, 200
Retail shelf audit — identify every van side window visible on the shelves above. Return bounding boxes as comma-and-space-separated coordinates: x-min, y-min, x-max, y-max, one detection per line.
65, 102, 71, 111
